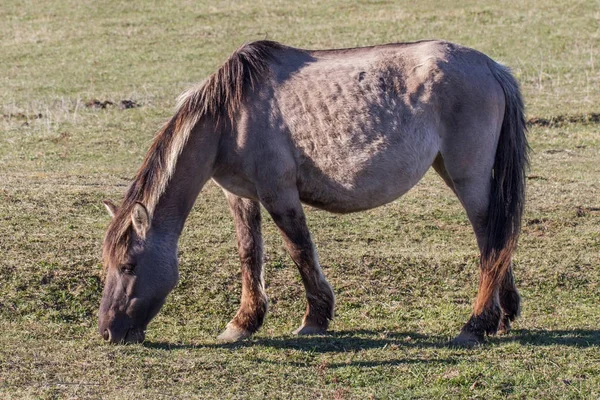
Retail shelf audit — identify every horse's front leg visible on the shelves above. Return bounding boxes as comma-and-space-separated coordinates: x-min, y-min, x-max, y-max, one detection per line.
259, 186, 335, 335
217, 191, 268, 342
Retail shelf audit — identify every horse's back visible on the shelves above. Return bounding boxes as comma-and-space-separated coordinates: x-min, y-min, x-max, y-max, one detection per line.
223, 41, 505, 212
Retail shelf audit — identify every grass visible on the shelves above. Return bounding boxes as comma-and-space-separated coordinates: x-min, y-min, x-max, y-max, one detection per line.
1, 0, 599, 398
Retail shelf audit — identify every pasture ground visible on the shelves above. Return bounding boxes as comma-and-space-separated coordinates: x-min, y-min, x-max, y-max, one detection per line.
1, 1, 599, 398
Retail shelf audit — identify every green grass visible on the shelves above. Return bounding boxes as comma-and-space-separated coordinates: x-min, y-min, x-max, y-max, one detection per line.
1, 0, 599, 398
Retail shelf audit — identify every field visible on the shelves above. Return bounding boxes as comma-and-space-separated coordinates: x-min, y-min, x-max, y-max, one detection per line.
1, 0, 599, 398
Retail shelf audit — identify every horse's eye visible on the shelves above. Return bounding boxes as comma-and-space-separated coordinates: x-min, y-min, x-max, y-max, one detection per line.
119, 263, 136, 275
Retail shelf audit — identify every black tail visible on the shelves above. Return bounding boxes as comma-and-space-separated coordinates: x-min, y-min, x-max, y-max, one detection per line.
476, 62, 529, 313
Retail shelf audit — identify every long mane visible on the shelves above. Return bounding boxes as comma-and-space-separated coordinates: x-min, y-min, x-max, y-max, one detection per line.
103, 40, 285, 265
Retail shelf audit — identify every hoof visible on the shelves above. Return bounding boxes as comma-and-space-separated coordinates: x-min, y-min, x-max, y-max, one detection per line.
497, 318, 511, 335
217, 324, 252, 342
449, 331, 484, 347
293, 324, 327, 335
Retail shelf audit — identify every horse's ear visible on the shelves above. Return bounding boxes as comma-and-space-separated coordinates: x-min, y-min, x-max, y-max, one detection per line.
103, 200, 118, 219
131, 202, 150, 238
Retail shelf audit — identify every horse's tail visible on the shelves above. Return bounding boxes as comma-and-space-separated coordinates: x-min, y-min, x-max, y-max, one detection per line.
475, 62, 529, 314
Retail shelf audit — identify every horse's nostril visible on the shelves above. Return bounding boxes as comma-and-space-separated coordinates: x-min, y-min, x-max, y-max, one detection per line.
102, 329, 110, 341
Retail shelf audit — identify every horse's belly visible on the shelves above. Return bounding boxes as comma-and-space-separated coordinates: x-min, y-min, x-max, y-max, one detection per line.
297, 178, 412, 213
296, 136, 438, 213
273, 55, 442, 212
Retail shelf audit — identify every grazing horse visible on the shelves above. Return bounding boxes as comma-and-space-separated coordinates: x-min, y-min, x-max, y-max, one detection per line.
99, 40, 528, 346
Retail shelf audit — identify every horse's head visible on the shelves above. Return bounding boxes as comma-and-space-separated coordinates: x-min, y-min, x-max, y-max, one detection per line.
99, 200, 179, 344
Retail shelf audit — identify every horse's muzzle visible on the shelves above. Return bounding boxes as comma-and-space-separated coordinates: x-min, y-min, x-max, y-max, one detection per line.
101, 326, 145, 344
99, 312, 146, 344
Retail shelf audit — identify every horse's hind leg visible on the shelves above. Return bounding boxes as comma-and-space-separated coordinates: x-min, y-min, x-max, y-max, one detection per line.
438, 153, 520, 334
436, 154, 520, 336
498, 266, 520, 334
449, 175, 503, 344
217, 191, 268, 342
434, 153, 517, 345
258, 186, 335, 335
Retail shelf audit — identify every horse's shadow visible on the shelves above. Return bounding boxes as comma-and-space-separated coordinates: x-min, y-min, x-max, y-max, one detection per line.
496, 328, 600, 347
144, 330, 450, 368
211, 330, 446, 352
144, 328, 600, 354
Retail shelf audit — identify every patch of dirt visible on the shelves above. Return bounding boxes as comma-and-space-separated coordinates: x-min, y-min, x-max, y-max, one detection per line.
49, 132, 71, 144
576, 206, 600, 217
527, 112, 600, 127
527, 175, 548, 181
544, 149, 565, 154
1, 112, 43, 120
84, 99, 141, 109
119, 99, 140, 109
41, 273, 54, 285
525, 218, 551, 236
85, 99, 114, 109
527, 217, 549, 226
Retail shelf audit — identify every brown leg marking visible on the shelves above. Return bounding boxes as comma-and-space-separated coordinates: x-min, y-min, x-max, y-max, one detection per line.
266, 202, 334, 335
498, 265, 520, 335
217, 193, 267, 342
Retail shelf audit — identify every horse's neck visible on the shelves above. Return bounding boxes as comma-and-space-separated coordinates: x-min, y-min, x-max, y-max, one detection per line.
151, 119, 220, 238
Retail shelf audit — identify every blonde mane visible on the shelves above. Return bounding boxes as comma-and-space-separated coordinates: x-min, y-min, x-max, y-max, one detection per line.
103, 40, 285, 266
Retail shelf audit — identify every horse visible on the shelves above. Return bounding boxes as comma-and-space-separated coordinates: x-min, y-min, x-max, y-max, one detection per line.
99, 40, 528, 346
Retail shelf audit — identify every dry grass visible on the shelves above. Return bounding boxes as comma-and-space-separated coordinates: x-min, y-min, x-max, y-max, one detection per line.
1, 0, 599, 398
